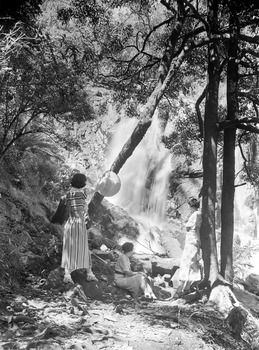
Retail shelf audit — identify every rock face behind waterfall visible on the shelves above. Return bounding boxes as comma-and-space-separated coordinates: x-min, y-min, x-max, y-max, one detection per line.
88, 199, 140, 249
106, 115, 171, 226
88, 198, 183, 269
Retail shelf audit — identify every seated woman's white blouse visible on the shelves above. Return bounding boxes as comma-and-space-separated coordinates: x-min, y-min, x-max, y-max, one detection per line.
115, 254, 131, 278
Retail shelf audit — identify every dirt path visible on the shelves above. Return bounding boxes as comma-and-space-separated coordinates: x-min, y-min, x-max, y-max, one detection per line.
0, 281, 252, 350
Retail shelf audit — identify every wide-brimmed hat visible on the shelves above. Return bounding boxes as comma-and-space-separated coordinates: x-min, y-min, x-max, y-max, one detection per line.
96, 171, 121, 197
70, 173, 87, 189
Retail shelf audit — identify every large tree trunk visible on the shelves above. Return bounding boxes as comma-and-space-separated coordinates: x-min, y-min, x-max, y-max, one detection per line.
200, 0, 220, 286
205, 4, 259, 343
220, 12, 238, 283
88, 0, 186, 217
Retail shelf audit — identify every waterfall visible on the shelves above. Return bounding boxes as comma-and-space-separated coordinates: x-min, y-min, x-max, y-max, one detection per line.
234, 147, 257, 242
107, 113, 171, 228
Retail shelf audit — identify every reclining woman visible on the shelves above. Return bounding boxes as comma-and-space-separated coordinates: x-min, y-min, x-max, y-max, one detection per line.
114, 242, 156, 300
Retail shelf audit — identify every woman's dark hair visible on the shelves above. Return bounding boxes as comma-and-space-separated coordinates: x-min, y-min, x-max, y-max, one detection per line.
122, 242, 134, 253
70, 173, 87, 189
188, 197, 200, 209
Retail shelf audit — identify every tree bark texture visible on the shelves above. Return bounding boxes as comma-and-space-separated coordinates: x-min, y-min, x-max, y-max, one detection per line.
220, 12, 238, 283
200, 0, 220, 285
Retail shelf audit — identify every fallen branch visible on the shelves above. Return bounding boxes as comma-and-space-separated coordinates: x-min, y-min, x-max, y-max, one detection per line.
0, 315, 35, 324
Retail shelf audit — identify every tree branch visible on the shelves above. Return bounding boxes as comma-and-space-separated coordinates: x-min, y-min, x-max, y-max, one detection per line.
240, 47, 259, 59
237, 124, 259, 134
182, 0, 209, 32
239, 34, 259, 44
161, 0, 177, 14
195, 84, 206, 138
218, 117, 259, 131
239, 91, 259, 105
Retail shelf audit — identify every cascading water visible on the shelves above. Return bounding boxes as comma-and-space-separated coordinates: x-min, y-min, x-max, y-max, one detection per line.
106, 113, 172, 254
234, 147, 259, 276
234, 147, 258, 241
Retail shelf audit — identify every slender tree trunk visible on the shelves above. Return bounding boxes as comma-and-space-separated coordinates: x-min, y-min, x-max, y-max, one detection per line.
220, 12, 238, 283
200, 0, 220, 285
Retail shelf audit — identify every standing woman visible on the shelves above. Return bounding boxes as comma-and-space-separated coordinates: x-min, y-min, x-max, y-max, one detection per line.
62, 173, 97, 283
174, 197, 202, 298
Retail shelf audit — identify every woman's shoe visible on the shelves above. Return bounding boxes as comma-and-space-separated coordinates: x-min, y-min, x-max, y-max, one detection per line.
63, 274, 74, 284
86, 273, 98, 281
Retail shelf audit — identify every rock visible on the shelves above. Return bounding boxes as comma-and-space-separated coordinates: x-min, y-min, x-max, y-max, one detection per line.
245, 273, 259, 295
71, 269, 104, 301
226, 306, 259, 345
25, 339, 64, 349
43, 267, 65, 291
234, 286, 259, 314
151, 258, 180, 278
89, 199, 139, 243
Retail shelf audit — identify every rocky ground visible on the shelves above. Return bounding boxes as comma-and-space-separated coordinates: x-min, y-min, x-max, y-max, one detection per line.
0, 262, 257, 350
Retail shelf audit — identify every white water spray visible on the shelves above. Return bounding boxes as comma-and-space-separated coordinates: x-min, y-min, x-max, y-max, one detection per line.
107, 113, 171, 229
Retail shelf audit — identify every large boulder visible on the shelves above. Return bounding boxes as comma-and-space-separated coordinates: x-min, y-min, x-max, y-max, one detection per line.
89, 199, 140, 244
245, 274, 259, 295
42, 266, 66, 291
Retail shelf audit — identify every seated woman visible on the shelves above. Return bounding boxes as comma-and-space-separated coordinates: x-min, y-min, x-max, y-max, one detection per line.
114, 242, 156, 300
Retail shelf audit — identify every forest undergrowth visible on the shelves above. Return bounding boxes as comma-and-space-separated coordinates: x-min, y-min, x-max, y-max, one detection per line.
0, 263, 255, 350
